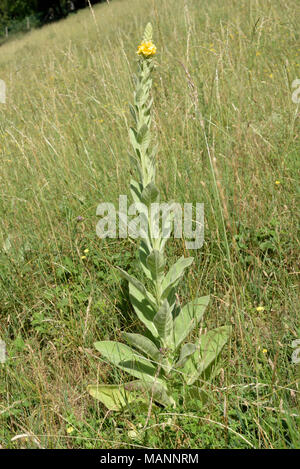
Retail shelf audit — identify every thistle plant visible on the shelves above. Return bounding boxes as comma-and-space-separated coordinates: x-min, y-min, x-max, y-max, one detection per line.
88, 24, 231, 410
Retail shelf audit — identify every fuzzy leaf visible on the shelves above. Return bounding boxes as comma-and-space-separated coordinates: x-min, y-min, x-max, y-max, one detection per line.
129, 127, 139, 150
141, 182, 159, 205
146, 250, 165, 280
197, 326, 231, 376
161, 256, 194, 299
129, 282, 158, 337
153, 299, 173, 340
182, 326, 231, 385
117, 267, 155, 307
94, 341, 161, 384
138, 240, 152, 279
141, 131, 151, 154
122, 332, 160, 362
176, 343, 197, 368
125, 380, 175, 408
173, 296, 210, 347
129, 104, 138, 124
87, 383, 140, 411
137, 124, 148, 144
130, 178, 143, 203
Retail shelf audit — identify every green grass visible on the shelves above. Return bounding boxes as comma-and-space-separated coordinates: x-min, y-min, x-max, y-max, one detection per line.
0, 0, 299, 449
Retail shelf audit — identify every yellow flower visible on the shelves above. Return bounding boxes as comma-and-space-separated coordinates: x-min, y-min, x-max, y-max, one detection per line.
256, 306, 265, 312
137, 41, 157, 57
67, 427, 74, 434
275, 180, 280, 185
84, 249, 89, 254
81, 256, 86, 260
256, 51, 261, 56
262, 348, 268, 354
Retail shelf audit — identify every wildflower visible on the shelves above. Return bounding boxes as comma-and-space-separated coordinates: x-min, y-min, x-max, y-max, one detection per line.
137, 40, 157, 57
256, 51, 261, 56
76, 216, 84, 222
269, 73, 273, 78
67, 427, 74, 434
256, 306, 265, 312
262, 349, 268, 354
81, 256, 86, 260
84, 249, 89, 254
275, 180, 280, 185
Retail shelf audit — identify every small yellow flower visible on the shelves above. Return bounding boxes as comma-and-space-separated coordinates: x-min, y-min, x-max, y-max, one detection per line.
262, 348, 268, 354
67, 427, 74, 434
81, 256, 86, 260
269, 73, 273, 78
84, 249, 89, 254
256, 51, 261, 56
137, 41, 157, 57
256, 306, 265, 312
275, 180, 280, 185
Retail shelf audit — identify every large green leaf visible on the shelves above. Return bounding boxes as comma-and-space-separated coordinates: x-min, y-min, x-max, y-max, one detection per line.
117, 267, 156, 308
161, 256, 194, 299
122, 332, 160, 362
136, 123, 149, 145
129, 157, 143, 183
87, 383, 140, 411
197, 326, 231, 376
129, 104, 138, 124
173, 296, 210, 348
182, 326, 231, 385
139, 240, 152, 280
141, 182, 159, 206
153, 299, 173, 340
146, 250, 165, 280
125, 380, 174, 408
129, 282, 158, 337
130, 178, 143, 203
94, 341, 162, 384
176, 343, 197, 368
129, 127, 139, 152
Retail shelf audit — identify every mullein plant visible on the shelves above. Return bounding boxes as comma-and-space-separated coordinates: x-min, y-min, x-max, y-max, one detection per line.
88, 24, 231, 410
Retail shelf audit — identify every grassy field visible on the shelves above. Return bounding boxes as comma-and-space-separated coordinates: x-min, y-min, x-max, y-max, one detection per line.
0, 0, 299, 449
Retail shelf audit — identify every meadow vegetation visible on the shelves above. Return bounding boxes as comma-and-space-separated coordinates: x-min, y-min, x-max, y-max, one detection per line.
0, 0, 299, 449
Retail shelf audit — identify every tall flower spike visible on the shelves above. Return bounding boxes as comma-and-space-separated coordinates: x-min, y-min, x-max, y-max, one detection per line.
137, 23, 156, 57
88, 24, 230, 412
